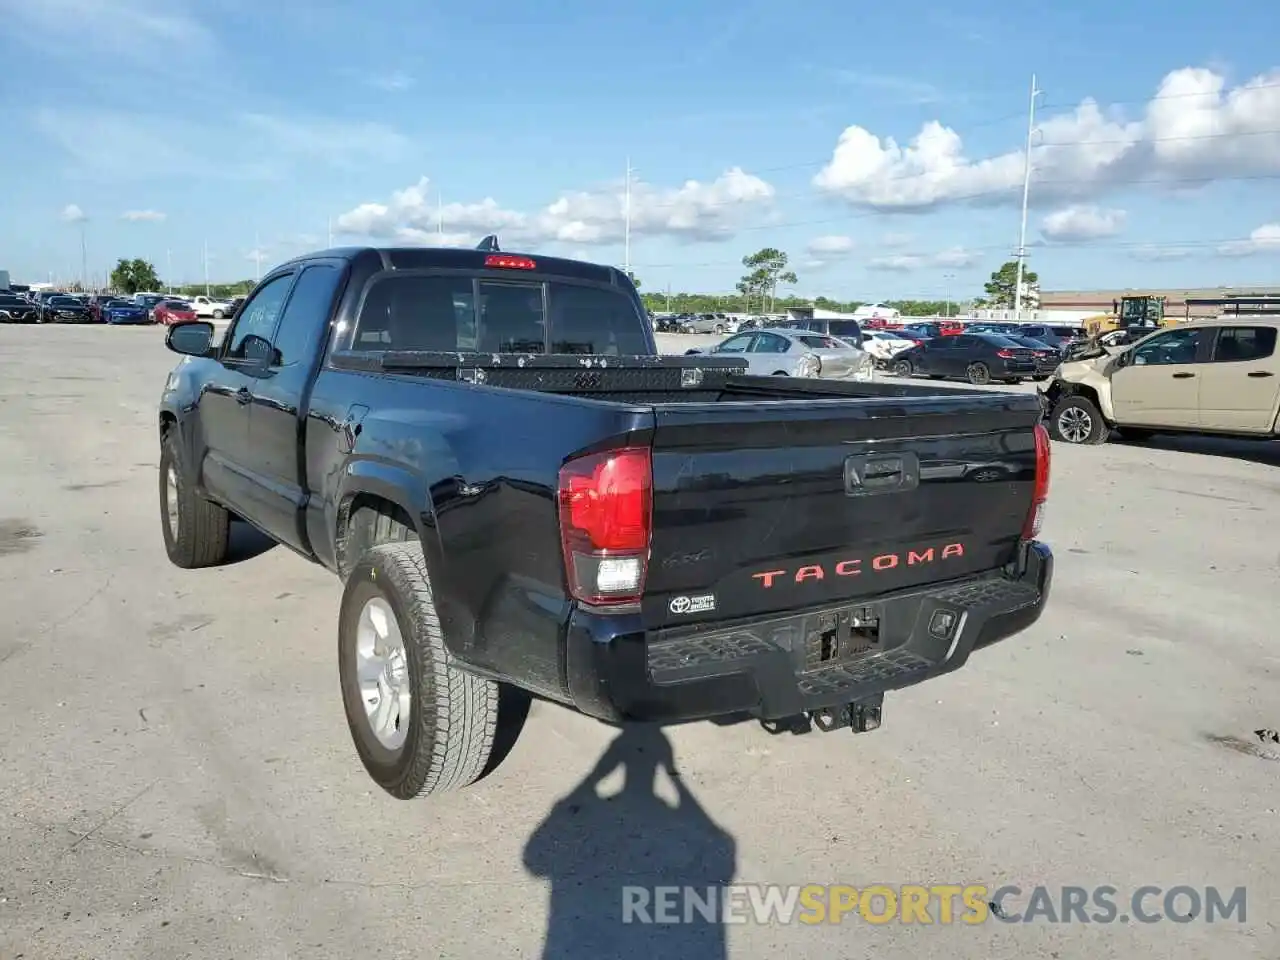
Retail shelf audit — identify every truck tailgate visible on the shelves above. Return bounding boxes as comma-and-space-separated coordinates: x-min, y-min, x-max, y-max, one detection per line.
641, 394, 1041, 628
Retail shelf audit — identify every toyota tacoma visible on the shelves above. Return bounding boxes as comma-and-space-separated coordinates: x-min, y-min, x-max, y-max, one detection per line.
157, 240, 1054, 799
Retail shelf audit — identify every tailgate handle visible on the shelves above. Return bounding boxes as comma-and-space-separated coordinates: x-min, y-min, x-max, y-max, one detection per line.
845, 453, 919, 496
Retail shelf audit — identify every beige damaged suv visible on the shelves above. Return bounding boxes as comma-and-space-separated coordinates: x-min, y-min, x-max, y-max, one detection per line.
1040, 318, 1280, 444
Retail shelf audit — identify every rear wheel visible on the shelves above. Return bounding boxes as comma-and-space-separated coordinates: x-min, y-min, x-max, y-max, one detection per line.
892, 358, 913, 377
338, 541, 499, 798
1049, 395, 1108, 445
714, 324, 724, 334
159, 431, 230, 567
212, 309, 225, 319
966, 362, 991, 385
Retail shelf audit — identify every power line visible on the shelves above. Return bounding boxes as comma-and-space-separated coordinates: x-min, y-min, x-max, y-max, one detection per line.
630, 234, 1279, 271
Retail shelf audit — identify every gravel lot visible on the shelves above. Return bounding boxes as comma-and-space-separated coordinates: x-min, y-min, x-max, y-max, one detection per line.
2, 324, 1278, 960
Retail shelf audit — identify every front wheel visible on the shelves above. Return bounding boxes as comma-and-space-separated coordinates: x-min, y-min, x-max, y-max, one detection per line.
212, 309, 225, 319
966, 362, 991, 385
1049, 395, 1109, 445
159, 431, 230, 567
713, 324, 724, 334
338, 542, 500, 799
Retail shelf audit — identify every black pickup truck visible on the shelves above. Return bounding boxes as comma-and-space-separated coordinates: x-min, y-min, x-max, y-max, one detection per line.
157, 241, 1053, 800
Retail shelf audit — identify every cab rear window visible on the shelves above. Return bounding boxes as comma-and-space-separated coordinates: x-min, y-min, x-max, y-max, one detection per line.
352, 274, 650, 356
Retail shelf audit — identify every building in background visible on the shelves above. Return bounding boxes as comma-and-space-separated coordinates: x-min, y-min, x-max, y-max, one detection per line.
1037, 286, 1280, 321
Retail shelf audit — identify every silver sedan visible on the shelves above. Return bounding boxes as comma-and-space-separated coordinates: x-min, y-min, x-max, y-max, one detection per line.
687, 328, 874, 380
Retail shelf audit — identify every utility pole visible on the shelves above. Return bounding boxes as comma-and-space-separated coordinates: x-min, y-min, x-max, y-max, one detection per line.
203, 240, 210, 296
1013, 73, 1041, 321
943, 272, 956, 317
78, 222, 88, 292
624, 157, 633, 277
666, 282, 671, 312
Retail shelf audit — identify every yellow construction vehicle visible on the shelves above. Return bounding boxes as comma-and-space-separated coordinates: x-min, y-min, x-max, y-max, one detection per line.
1082, 294, 1168, 337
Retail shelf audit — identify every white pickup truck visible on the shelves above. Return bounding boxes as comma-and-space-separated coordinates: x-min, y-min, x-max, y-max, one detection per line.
188, 295, 234, 319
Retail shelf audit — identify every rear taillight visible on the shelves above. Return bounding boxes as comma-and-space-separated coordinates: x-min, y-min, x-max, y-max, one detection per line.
1022, 423, 1050, 539
485, 254, 536, 270
996, 348, 1016, 359
558, 447, 652, 606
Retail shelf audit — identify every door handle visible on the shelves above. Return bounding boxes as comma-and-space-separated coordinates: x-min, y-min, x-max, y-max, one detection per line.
235, 386, 252, 404
1247, 371, 1274, 378
1171, 372, 1195, 379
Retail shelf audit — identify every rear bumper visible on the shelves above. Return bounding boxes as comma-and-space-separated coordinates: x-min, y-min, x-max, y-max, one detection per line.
566, 541, 1053, 724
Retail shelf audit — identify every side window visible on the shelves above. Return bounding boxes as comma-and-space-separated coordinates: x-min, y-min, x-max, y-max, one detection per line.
354, 274, 473, 351
715, 334, 755, 354
1211, 326, 1277, 363
270, 265, 343, 368
750, 333, 790, 354
1131, 329, 1202, 366
226, 274, 294, 362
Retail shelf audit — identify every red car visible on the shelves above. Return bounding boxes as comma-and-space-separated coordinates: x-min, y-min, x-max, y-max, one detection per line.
155, 299, 198, 325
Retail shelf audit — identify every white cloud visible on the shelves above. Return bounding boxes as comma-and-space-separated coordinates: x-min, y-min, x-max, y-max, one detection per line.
881, 232, 913, 247
1040, 204, 1127, 241
336, 168, 775, 248
366, 71, 415, 91
867, 246, 982, 271
1130, 245, 1191, 261
1217, 223, 1280, 256
806, 235, 855, 254
832, 71, 948, 105
0, 0, 214, 55
121, 209, 167, 222
814, 66, 1280, 211
35, 108, 407, 181
60, 204, 87, 223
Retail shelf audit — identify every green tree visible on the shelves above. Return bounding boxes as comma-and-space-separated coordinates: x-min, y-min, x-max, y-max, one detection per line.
109, 257, 162, 294
739, 248, 797, 313
982, 260, 1039, 310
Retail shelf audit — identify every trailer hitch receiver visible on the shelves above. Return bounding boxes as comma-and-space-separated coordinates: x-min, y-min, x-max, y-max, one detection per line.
810, 693, 884, 733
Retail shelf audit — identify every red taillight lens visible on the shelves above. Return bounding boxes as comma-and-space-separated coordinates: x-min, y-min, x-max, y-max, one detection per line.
1022, 423, 1050, 539
485, 254, 536, 270
558, 447, 652, 606
996, 348, 1016, 359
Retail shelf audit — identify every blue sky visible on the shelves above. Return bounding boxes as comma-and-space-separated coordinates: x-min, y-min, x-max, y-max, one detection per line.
2, 0, 1279, 301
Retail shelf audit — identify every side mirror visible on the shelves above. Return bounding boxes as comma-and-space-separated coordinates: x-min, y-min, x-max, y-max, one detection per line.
166, 320, 215, 357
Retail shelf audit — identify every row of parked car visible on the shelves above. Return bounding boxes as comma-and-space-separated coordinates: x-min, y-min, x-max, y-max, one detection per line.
680, 317, 1094, 387
0, 290, 245, 326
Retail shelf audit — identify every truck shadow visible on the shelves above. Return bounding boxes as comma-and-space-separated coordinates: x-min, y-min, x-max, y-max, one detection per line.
1114, 433, 1280, 468
523, 722, 735, 959
225, 521, 279, 563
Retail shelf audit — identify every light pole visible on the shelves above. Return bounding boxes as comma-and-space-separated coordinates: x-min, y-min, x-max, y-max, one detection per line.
942, 273, 956, 317
1014, 73, 1042, 321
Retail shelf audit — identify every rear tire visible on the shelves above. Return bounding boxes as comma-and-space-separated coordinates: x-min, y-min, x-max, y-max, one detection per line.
1049, 395, 1108, 445
966, 362, 991, 385
159, 431, 231, 567
338, 541, 499, 799
893, 359, 914, 377
212, 309, 225, 319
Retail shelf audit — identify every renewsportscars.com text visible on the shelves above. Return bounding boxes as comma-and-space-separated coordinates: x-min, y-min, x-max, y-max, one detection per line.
621, 884, 1247, 925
